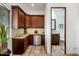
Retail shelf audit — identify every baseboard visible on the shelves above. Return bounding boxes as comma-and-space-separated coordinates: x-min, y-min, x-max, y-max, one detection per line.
66, 51, 79, 56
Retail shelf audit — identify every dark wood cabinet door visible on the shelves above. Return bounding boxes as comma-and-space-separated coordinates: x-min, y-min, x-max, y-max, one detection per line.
12, 39, 24, 54
18, 39, 24, 53
24, 38, 28, 51
12, 6, 25, 29
12, 35, 33, 54
12, 39, 18, 54
18, 9, 25, 28
28, 35, 33, 45
25, 15, 31, 28
52, 34, 60, 45
41, 35, 45, 45
36, 16, 44, 28
30, 35, 33, 45
30, 16, 37, 28
30, 15, 44, 28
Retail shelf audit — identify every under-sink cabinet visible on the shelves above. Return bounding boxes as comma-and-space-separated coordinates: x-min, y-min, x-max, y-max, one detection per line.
51, 34, 60, 45
41, 35, 45, 45
12, 35, 45, 54
12, 35, 33, 54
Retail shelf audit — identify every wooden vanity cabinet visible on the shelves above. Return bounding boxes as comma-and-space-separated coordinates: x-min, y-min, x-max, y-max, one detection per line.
12, 37, 28, 54
41, 35, 45, 45
12, 35, 33, 54
12, 39, 24, 54
51, 34, 60, 45
12, 35, 46, 54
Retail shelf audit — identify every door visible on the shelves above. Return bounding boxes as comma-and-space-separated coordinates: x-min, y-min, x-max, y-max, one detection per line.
51, 7, 66, 54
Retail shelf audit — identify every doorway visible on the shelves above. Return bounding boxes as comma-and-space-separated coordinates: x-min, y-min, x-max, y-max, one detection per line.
51, 7, 66, 55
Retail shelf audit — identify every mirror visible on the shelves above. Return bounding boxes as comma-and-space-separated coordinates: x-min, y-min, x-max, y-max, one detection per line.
51, 8, 65, 31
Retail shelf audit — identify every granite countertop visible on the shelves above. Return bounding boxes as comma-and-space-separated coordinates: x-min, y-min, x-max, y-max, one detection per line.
12, 33, 44, 39
12, 31, 60, 39
12, 32, 60, 39
31, 33, 44, 35
12, 34, 29, 39
52, 31, 60, 34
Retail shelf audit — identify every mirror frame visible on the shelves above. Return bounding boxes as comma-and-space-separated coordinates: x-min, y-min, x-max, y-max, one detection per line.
51, 19, 56, 30
51, 7, 66, 54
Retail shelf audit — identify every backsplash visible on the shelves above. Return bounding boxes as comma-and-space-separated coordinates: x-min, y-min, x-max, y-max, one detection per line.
12, 29, 24, 37
12, 28, 44, 37
27, 28, 44, 34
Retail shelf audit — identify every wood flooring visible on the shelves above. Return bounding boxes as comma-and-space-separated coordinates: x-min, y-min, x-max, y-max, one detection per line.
13, 40, 79, 56
12, 40, 63, 56
22, 45, 47, 56
52, 45, 64, 56
52, 40, 64, 56
22, 45, 64, 56
22, 41, 64, 56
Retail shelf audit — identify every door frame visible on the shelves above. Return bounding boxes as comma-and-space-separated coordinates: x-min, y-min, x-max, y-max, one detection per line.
51, 7, 66, 54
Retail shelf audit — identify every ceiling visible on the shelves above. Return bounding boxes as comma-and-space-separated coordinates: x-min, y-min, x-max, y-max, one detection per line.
22, 3, 46, 11
4, 3, 46, 15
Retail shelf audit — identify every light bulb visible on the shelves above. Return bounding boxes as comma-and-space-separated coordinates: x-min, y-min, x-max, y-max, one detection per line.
31, 4, 35, 7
